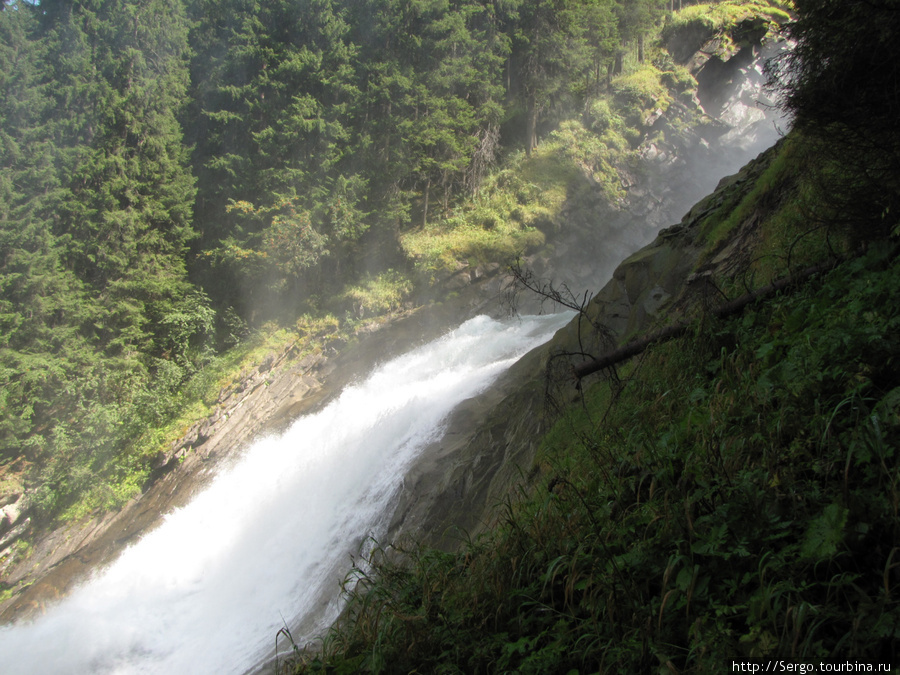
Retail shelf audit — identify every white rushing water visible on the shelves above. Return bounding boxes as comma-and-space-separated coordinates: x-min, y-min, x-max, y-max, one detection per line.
0, 312, 572, 675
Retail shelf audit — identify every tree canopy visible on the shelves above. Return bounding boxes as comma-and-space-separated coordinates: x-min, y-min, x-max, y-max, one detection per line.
0, 0, 726, 520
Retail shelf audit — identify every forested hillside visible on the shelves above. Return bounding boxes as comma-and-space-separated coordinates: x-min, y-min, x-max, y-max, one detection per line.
1, 0, 793, 529
285, 0, 900, 670
1, 0, 200, 521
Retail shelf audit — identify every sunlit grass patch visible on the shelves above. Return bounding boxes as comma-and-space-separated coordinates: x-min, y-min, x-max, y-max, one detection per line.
335, 270, 414, 318
402, 223, 545, 273
401, 151, 567, 272
665, 0, 793, 36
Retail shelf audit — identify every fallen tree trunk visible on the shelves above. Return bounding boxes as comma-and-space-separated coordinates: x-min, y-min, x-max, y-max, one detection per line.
572, 259, 840, 381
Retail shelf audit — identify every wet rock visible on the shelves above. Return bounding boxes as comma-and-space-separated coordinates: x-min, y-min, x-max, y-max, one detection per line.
645, 108, 665, 127
150, 450, 169, 471
444, 271, 472, 290
388, 140, 784, 558
0, 496, 26, 537
196, 419, 213, 445
641, 143, 660, 162
259, 353, 276, 372
0, 337, 339, 623
473, 263, 501, 280
0, 32, 793, 628
643, 285, 672, 317
0, 518, 30, 550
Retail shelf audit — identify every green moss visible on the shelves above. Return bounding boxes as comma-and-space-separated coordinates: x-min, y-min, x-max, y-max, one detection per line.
402, 222, 546, 272
612, 64, 670, 110
664, 0, 792, 38
691, 135, 856, 289
60, 475, 145, 521
0, 576, 31, 605
696, 138, 797, 248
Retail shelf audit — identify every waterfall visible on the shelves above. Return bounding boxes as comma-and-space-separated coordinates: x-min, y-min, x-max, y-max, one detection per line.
0, 312, 573, 675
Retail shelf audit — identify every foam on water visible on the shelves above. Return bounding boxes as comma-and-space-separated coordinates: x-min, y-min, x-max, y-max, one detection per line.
0, 312, 572, 675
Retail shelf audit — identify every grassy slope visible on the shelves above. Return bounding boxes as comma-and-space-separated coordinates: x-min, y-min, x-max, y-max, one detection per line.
285, 128, 900, 672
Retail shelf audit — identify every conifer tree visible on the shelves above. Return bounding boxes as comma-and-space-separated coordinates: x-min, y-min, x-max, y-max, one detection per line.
188, 0, 365, 312
37, 0, 197, 358
512, 0, 612, 154
1, 0, 202, 514
0, 1, 84, 456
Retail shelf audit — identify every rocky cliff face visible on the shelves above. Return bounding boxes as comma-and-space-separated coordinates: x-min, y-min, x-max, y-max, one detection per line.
384, 32, 794, 548
0, 291, 525, 622
385, 138, 783, 553
516, 34, 790, 316
0, 343, 335, 622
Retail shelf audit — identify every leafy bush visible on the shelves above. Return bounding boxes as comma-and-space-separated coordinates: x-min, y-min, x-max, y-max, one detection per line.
612, 65, 669, 110
336, 271, 414, 319
660, 64, 696, 93
585, 99, 622, 134
547, 121, 627, 204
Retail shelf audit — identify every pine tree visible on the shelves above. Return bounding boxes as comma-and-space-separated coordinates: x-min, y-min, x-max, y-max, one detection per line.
188, 0, 365, 313
37, 0, 198, 358
351, 0, 511, 223
1, 0, 203, 514
512, 0, 596, 154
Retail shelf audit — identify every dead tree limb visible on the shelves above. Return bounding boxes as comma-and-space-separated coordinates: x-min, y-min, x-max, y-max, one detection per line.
506, 258, 616, 367
572, 259, 840, 381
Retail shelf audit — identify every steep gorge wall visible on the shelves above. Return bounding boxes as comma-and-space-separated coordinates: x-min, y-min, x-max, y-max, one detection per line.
513, 32, 789, 316
385, 139, 784, 552
384, 29, 795, 548
0, 345, 336, 621
0, 290, 523, 622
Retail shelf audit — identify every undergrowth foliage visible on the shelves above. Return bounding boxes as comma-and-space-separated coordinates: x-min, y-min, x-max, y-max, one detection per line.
291, 246, 900, 673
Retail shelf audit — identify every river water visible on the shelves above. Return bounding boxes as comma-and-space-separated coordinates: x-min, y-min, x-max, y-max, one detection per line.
0, 312, 572, 675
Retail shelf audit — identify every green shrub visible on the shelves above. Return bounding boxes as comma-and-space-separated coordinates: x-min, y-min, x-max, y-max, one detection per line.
660, 64, 696, 93
612, 65, 669, 110
337, 271, 414, 318
586, 99, 621, 134
547, 121, 627, 203
401, 153, 562, 273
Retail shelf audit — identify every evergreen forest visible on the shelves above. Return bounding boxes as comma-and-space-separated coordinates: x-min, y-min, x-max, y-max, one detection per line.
0, 0, 699, 523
